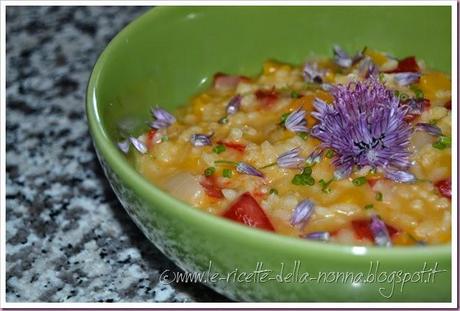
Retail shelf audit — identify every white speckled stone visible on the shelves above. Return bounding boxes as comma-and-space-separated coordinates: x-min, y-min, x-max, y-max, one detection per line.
5, 6, 228, 303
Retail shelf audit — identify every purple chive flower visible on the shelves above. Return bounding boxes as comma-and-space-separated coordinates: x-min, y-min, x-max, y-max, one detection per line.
304, 231, 330, 241
321, 83, 334, 92
359, 57, 378, 78
150, 107, 176, 129
128, 136, 147, 154
303, 62, 324, 83
415, 123, 443, 137
190, 133, 213, 147
305, 148, 323, 165
370, 215, 392, 247
285, 107, 309, 133
117, 139, 130, 154
384, 168, 416, 183
226, 95, 242, 115
290, 200, 315, 227
277, 147, 305, 169
236, 162, 264, 178
393, 72, 421, 86
311, 79, 414, 182
406, 99, 424, 115
333, 45, 353, 68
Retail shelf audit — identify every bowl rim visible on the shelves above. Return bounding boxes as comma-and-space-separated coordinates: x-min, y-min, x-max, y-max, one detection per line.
86, 6, 451, 260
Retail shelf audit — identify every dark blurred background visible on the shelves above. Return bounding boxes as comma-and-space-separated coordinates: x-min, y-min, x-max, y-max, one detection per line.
5, 6, 228, 302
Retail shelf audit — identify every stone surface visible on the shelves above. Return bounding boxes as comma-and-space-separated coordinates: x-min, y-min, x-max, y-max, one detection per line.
5, 6, 228, 303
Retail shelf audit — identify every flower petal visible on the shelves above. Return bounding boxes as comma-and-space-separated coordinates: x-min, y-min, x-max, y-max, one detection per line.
290, 200, 315, 227
333, 45, 352, 68
128, 136, 147, 154
190, 133, 213, 147
236, 162, 264, 178
384, 168, 416, 183
117, 139, 130, 154
150, 107, 176, 129
304, 231, 330, 241
226, 95, 242, 115
370, 215, 392, 247
285, 108, 309, 133
415, 123, 442, 137
277, 147, 305, 169
393, 72, 421, 86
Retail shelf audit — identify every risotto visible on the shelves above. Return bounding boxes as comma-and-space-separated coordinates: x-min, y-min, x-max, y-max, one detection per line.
118, 46, 452, 246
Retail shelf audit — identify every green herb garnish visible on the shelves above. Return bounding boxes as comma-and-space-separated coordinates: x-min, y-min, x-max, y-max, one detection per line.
279, 112, 290, 126
325, 149, 335, 159
222, 168, 232, 178
319, 178, 333, 193
204, 167, 216, 177
375, 191, 383, 201
161, 135, 169, 142
364, 204, 374, 210
432, 135, 451, 150
291, 91, 301, 99
218, 116, 229, 124
297, 132, 309, 140
410, 85, 424, 100
292, 167, 315, 186
352, 176, 367, 186
269, 188, 278, 195
213, 144, 226, 154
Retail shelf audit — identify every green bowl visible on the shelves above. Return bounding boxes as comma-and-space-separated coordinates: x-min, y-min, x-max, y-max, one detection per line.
86, 6, 452, 302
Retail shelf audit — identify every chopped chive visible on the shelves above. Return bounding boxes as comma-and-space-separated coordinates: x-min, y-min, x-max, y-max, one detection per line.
291, 91, 301, 99
292, 174, 304, 185
222, 168, 232, 178
325, 149, 335, 158
218, 116, 229, 124
305, 176, 315, 186
375, 191, 383, 201
161, 135, 169, 142
302, 166, 313, 176
432, 135, 451, 150
364, 204, 374, 210
410, 86, 424, 100
214, 160, 237, 166
378, 72, 385, 83
269, 188, 278, 195
352, 176, 367, 186
279, 112, 290, 125
297, 132, 309, 140
204, 167, 215, 177
213, 144, 226, 154
319, 178, 333, 193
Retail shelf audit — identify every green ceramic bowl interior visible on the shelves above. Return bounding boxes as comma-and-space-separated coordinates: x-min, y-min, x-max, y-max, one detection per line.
87, 6, 452, 302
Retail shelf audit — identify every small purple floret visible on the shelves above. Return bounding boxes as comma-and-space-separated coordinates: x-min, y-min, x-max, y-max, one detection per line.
415, 123, 442, 137
290, 200, 315, 227
384, 169, 416, 183
150, 107, 176, 129
333, 45, 353, 68
285, 107, 309, 133
305, 148, 323, 165
304, 231, 330, 241
393, 72, 421, 86
190, 133, 213, 147
117, 139, 130, 154
303, 62, 324, 83
236, 162, 264, 178
277, 147, 305, 169
128, 136, 147, 154
311, 78, 414, 181
370, 215, 392, 247
226, 95, 242, 115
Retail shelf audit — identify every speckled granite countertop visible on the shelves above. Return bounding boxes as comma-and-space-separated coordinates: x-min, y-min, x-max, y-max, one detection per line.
5, 6, 228, 303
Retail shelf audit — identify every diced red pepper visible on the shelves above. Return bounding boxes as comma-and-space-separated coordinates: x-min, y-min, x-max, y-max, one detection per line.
421, 99, 431, 111
200, 176, 224, 199
222, 192, 275, 231
213, 73, 250, 91
255, 88, 279, 106
218, 140, 246, 153
367, 178, 381, 188
351, 219, 374, 241
435, 178, 451, 199
146, 129, 157, 150
351, 219, 399, 242
445, 100, 452, 110
386, 56, 420, 73
404, 114, 418, 123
